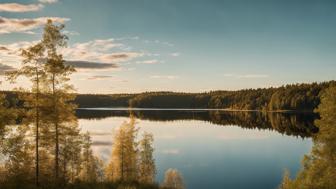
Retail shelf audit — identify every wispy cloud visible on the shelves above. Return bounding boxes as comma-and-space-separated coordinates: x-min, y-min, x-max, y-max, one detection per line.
100, 52, 143, 63
143, 39, 174, 47
223, 73, 269, 79
0, 40, 38, 69
171, 52, 180, 57
87, 75, 114, 80
150, 75, 179, 80
65, 61, 119, 70
0, 63, 15, 75
0, 3, 43, 12
0, 38, 143, 72
63, 30, 80, 36
136, 59, 160, 64
39, 0, 58, 4
0, 17, 70, 34
0, 46, 9, 51
62, 39, 143, 65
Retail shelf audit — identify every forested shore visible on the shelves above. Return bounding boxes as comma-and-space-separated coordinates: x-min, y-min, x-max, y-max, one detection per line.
2, 80, 335, 112
75, 80, 336, 111
4, 81, 336, 112
3, 81, 335, 113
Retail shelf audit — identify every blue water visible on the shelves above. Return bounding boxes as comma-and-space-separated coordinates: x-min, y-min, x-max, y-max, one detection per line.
79, 114, 312, 189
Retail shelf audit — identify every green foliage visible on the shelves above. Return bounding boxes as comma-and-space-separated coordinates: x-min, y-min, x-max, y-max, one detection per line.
4, 81, 335, 112
279, 85, 336, 189
71, 81, 336, 112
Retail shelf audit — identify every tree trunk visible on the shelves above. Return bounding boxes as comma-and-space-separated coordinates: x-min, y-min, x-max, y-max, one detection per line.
53, 73, 59, 184
35, 70, 40, 187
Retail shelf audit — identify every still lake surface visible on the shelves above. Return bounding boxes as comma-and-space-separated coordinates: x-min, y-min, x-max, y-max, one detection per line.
77, 108, 315, 189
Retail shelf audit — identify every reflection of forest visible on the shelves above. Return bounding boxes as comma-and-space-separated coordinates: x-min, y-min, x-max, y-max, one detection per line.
76, 109, 319, 137
0, 116, 185, 189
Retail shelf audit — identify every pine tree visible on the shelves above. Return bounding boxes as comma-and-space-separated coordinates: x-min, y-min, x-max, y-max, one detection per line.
39, 19, 77, 184
6, 42, 46, 187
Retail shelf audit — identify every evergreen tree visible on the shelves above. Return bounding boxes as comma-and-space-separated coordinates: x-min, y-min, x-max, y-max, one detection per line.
279, 85, 336, 189
6, 41, 46, 187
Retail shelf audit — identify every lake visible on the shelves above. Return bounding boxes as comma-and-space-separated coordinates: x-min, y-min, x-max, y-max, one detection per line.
77, 108, 316, 189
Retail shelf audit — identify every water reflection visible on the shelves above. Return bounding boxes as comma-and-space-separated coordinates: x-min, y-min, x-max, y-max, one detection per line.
76, 109, 319, 137
1, 105, 333, 189
0, 113, 185, 189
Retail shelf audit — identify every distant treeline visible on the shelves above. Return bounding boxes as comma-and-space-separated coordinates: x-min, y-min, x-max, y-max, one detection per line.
3, 81, 336, 112
75, 81, 336, 112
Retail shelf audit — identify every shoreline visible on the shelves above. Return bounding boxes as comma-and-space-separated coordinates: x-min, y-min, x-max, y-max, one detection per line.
77, 107, 316, 113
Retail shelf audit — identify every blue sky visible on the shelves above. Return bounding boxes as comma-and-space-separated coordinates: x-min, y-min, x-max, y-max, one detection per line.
1, 0, 336, 93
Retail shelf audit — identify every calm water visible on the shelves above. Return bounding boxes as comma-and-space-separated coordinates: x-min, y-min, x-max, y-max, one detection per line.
77, 109, 315, 189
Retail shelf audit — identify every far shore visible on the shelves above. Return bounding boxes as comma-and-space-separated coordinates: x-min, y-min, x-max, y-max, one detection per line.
77, 107, 316, 113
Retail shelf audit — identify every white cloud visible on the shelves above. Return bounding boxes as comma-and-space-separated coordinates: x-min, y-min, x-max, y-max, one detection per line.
150, 75, 179, 80
0, 3, 43, 12
61, 39, 142, 64
63, 30, 80, 36
223, 73, 269, 79
0, 40, 38, 68
0, 16, 70, 34
171, 52, 180, 57
136, 59, 160, 64
38, 0, 58, 4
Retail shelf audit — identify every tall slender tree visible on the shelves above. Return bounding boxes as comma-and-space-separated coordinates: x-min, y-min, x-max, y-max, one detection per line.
7, 42, 46, 187
40, 19, 76, 184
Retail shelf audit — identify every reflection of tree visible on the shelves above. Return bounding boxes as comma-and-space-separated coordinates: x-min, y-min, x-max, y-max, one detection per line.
106, 118, 138, 182
279, 86, 336, 189
105, 118, 157, 185
161, 168, 185, 189
0, 94, 17, 140
138, 132, 156, 184
106, 124, 183, 188
79, 132, 104, 183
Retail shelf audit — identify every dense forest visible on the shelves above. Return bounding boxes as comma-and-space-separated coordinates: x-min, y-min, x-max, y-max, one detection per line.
3, 80, 335, 112
75, 80, 335, 112
279, 85, 336, 189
